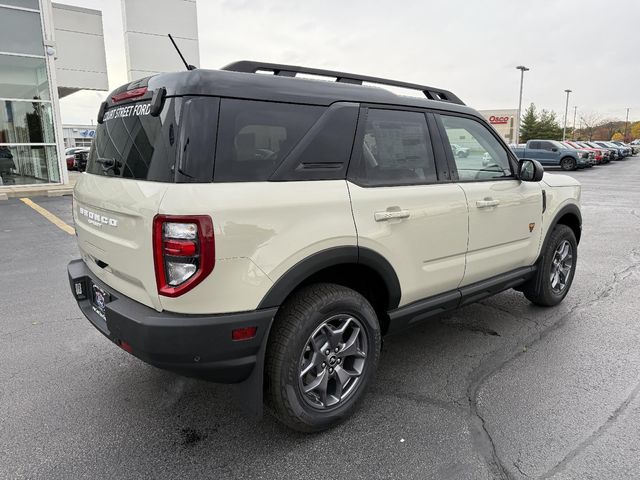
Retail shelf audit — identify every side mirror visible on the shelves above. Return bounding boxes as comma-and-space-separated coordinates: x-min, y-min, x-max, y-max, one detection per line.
518, 158, 544, 182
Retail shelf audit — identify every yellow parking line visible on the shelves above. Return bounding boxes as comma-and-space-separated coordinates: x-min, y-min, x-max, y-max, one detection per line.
20, 198, 75, 236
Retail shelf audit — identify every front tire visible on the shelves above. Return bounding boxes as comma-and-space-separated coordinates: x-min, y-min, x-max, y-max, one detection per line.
560, 157, 577, 171
265, 283, 381, 432
523, 224, 577, 306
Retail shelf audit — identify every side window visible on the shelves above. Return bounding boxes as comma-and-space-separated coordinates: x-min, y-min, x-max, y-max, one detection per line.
214, 99, 324, 182
540, 141, 555, 151
353, 109, 436, 186
529, 141, 540, 149
440, 115, 513, 181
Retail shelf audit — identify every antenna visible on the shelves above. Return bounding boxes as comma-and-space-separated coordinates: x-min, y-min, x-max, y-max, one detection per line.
168, 34, 196, 71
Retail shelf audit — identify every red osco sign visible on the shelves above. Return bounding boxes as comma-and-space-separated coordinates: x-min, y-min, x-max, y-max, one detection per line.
489, 115, 510, 125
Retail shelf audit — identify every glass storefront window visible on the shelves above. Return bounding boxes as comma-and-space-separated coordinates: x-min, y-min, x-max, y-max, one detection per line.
0, 100, 55, 144
0, 1, 39, 9
0, 145, 58, 185
0, 7, 45, 56
0, 4, 63, 187
0, 55, 50, 100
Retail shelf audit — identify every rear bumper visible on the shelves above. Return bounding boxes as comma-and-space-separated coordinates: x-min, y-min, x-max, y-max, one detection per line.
67, 259, 277, 383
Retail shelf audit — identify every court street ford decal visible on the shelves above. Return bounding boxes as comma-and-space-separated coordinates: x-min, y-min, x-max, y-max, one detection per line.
102, 103, 151, 121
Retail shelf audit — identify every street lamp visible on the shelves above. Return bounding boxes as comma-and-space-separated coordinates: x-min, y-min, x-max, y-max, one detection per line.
624, 108, 630, 141
515, 65, 529, 145
562, 89, 572, 141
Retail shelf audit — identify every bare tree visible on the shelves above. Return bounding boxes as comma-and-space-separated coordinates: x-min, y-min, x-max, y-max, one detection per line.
579, 112, 603, 140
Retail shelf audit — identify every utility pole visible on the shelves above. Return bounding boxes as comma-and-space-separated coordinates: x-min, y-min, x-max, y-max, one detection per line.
515, 65, 529, 145
572, 106, 577, 140
624, 108, 630, 141
562, 89, 572, 141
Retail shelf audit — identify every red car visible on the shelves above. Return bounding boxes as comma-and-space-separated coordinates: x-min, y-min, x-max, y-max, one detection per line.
564, 141, 607, 164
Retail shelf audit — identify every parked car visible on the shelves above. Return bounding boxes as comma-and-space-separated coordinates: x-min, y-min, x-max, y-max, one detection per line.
572, 141, 611, 163
593, 141, 627, 159
67, 61, 582, 432
0, 146, 16, 184
559, 142, 597, 166
450, 143, 470, 157
65, 147, 86, 156
512, 139, 591, 170
610, 141, 635, 156
565, 141, 607, 164
604, 141, 631, 157
584, 141, 618, 160
73, 148, 90, 172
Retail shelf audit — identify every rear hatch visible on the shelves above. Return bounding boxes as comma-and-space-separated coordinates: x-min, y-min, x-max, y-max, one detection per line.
74, 80, 178, 310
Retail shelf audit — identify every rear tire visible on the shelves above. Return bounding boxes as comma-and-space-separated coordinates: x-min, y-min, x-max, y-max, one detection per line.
523, 225, 577, 306
560, 157, 576, 171
265, 283, 381, 432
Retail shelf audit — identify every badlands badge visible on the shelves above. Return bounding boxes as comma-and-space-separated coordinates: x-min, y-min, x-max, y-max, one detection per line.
529, 222, 536, 233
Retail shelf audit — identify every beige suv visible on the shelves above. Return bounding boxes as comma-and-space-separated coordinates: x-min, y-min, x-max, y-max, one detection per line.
67, 61, 582, 432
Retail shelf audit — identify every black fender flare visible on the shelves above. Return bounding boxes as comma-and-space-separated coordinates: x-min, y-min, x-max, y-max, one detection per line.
538, 203, 582, 262
257, 246, 401, 310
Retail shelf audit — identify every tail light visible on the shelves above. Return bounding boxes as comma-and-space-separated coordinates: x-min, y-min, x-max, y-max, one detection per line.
111, 87, 147, 103
153, 215, 215, 297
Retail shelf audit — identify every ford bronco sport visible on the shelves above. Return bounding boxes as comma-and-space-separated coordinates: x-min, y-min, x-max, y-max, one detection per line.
68, 61, 582, 432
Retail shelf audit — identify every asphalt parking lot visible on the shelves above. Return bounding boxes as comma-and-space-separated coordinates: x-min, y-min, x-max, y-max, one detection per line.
1, 159, 639, 480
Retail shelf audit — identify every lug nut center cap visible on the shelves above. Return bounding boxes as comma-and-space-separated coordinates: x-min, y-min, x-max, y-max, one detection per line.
328, 355, 338, 366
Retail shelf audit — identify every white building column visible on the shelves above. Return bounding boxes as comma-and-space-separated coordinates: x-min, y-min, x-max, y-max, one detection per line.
122, 0, 200, 82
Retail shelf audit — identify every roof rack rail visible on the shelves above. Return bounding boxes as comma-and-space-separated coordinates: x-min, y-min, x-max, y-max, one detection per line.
222, 61, 465, 105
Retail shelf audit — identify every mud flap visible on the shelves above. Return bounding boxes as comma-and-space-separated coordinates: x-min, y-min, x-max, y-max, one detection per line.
231, 320, 273, 418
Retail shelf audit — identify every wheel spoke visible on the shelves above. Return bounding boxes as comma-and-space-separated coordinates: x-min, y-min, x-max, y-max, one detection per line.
338, 326, 363, 358
335, 365, 355, 386
559, 264, 571, 280
303, 368, 328, 396
321, 323, 341, 350
299, 352, 320, 378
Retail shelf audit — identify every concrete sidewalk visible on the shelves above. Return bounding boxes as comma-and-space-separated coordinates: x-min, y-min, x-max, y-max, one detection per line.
0, 171, 78, 200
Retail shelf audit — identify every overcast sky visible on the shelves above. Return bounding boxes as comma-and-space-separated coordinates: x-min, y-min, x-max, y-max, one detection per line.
59, 0, 640, 125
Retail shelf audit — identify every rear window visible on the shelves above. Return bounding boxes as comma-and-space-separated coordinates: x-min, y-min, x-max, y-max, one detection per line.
86, 98, 178, 182
214, 99, 324, 182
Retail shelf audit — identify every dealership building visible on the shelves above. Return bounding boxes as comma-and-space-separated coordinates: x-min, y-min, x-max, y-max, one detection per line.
478, 109, 519, 145
0, 0, 198, 190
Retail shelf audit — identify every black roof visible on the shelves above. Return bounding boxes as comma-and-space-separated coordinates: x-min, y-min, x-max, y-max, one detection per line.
111, 62, 480, 118
141, 62, 479, 116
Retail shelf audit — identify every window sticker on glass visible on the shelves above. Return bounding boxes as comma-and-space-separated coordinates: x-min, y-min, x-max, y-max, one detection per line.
102, 103, 152, 122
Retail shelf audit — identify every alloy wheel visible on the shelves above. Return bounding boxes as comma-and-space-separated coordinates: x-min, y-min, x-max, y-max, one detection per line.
550, 240, 573, 293
298, 314, 368, 409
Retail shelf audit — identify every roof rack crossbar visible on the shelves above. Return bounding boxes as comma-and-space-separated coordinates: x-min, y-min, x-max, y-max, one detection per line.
222, 61, 465, 105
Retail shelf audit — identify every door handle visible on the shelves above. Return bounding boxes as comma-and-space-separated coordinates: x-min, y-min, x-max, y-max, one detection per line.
374, 209, 410, 222
476, 198, 500, 208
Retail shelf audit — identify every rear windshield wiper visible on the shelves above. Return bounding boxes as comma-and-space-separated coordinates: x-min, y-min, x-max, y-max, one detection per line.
96, 157, 118, 174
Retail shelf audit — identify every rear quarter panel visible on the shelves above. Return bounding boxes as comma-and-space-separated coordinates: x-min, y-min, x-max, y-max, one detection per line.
158, 180, 356, 314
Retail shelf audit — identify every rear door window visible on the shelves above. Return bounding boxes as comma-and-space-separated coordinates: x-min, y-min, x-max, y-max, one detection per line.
350, 108, 437, 186
214, 99, 324, 182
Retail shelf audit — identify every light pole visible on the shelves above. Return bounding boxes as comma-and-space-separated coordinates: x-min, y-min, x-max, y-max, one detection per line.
515, 65, 529, 145
572, 106, 577, 140
562, 89, 572, 140
624, 108, 630, 141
